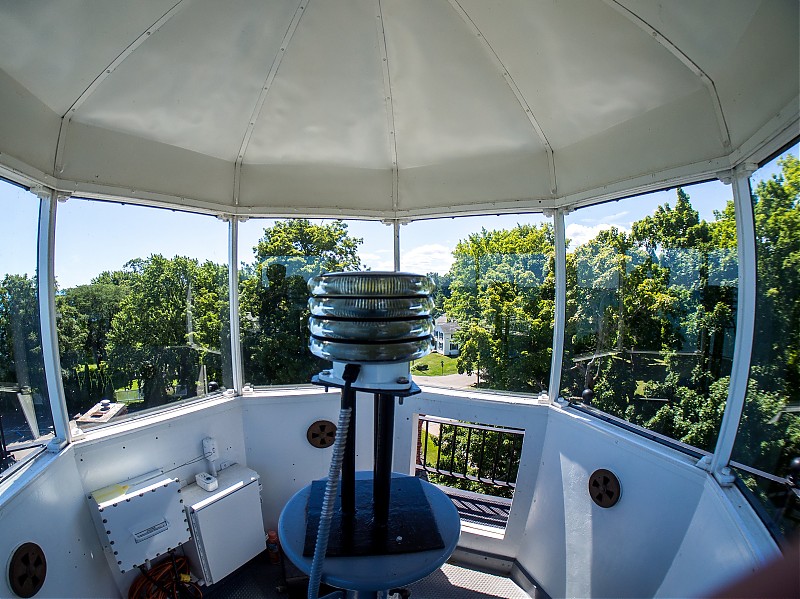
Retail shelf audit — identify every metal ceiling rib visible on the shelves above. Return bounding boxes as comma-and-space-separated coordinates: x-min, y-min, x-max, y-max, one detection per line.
0, 1, 795, 219
53, 0, 193, 177
448, 0, 557, 197
604, 0, 732, 149
376, 0, 399, 214
233, 0, 307, 206
375, 0, 400, 214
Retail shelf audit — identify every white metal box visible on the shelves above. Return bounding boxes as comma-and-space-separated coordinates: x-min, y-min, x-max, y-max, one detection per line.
88, 477, 190, 573
180, 464, 266, 585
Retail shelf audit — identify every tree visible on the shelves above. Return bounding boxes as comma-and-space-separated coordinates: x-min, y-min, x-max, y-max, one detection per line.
444, 224, 555, 391
749, 155, 800, 399
0, 274, 51, 441
0, 275, 47, 394
633, 188, 737, 391
239, 220, 363, 385
106, 256, 228, 407
56, 282, 128, 413
426, 272, 452, 319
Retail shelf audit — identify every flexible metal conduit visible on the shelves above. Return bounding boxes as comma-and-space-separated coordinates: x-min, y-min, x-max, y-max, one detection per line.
307, 406, 352, 599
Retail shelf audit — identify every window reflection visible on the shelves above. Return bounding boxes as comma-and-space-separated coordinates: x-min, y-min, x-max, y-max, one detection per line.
54, 200, 230, 428
733, 144, 800, 536
0, 182, 52, 473
238, 219, 385, 386
403, 216, 554, 392
562, 181, 737, 453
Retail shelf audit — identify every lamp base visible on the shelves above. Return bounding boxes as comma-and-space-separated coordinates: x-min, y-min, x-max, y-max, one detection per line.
314, 361, 418, 394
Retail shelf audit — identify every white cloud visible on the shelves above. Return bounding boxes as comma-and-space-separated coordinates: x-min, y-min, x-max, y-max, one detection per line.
401, 244, 454, 274
566, 223, 630, 249
579, 210, 629, 225
359, 250, 393, 272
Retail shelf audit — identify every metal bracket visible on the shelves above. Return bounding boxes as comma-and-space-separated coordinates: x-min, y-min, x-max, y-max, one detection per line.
30, 185, 70, 203
717, 162, 758, 184
696, 455, 713, 472
542, 207, 573, 218
713, 466, 736, 487
216, 214, 249, 223
696, 456, 735, 486
46, 437, 67, 453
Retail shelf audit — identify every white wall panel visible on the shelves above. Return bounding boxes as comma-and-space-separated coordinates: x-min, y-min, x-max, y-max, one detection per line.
0, 450, 119, 598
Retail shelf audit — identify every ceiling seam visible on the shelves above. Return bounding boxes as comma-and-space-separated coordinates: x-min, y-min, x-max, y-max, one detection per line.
53, 0, 193, 177
447, 0, 557, 197
603, 0, 731, 150
233, 0, 308, 207
375, 0, 399, 215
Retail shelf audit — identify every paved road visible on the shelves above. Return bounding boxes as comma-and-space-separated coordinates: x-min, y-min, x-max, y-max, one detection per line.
415, 372, 477, 390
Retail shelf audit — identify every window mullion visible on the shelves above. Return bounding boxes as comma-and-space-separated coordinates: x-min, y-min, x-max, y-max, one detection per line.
35, 187, 71, 446
548, 208, 567, 402
706, 168, 757, 484
228, 216, 243, 394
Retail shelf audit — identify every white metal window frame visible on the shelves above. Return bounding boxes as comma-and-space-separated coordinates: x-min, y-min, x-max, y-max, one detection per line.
17, 146, 778, 491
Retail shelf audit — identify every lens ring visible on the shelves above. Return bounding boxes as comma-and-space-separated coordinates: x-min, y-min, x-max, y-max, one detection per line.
308, 296, 434, 319
308, 272, 434, 297
309, 337, 433, 363
309, 316, 433, 341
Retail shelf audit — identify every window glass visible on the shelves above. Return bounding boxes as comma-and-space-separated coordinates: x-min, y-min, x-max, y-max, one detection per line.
0, 181, 52, 473
403, 215, 554, 392
562, 181, 738, 453
55, 200, 230, 428
238, 219, 389, 386
732, 144, 800, 535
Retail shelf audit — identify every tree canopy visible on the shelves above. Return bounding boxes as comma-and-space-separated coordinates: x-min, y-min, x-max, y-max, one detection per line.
240, 219, 363, 385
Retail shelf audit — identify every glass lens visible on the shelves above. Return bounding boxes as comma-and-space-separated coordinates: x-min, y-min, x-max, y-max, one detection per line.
308, 272, 435, 297
309, 337, 433, 363
309, 317, 433, 341
308, 296, 434, 319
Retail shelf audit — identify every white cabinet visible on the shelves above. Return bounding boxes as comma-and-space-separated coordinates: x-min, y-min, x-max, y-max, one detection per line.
181, 464, 266, 585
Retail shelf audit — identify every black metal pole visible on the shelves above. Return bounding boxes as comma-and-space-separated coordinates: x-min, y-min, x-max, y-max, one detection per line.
373, 393, 395, 529
341, 383, 357, 521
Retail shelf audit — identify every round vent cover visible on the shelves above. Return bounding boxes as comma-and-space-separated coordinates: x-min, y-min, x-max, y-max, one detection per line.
8, 542, 46, 598
307, 420, 337, 448
589, 469, 621, 508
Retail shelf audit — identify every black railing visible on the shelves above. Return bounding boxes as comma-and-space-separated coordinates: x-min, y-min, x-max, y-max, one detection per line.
416, 415, 524, 491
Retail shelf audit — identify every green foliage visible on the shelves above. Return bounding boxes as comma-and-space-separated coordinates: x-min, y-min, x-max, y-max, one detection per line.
427, 272, 452, 319
239, 219, 363, 385
105, 255, 228, 408
445, 224, 554, 391
435, 156, 799, 500
0, 274, 46, 394
56, 283, 128, 412
750, 155, 800, 399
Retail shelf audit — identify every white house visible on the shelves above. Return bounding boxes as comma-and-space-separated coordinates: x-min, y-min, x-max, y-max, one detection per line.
433, 316, 460, 357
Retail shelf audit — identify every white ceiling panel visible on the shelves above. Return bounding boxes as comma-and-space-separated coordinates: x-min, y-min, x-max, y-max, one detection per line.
0, 0, 795, 218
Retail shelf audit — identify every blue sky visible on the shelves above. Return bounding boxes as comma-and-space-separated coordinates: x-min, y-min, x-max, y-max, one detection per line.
1, 147, 794, 289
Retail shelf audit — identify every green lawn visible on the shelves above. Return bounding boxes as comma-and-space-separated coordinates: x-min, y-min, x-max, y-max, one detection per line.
420, 430, 440, 466
411, 352, 460, 376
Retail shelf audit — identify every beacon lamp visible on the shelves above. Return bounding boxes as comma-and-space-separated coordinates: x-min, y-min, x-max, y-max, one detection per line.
285, 272, 457, 599
308, 272, 434, 392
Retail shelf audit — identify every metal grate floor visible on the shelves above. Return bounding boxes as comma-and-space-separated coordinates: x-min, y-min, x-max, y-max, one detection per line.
201, 552, 530, 598
407, 562, 529, 598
